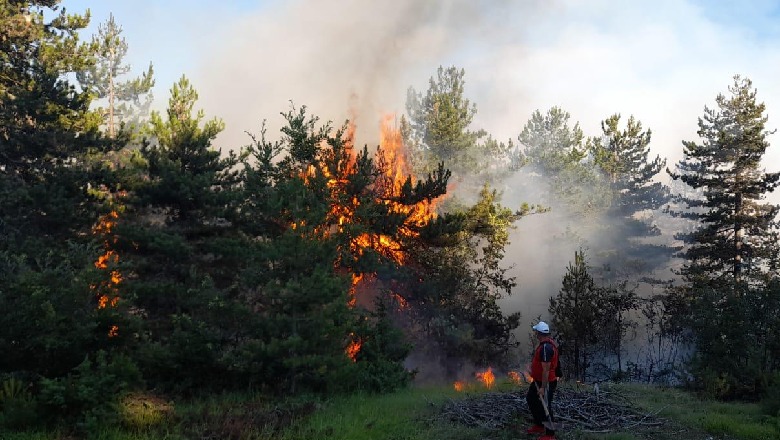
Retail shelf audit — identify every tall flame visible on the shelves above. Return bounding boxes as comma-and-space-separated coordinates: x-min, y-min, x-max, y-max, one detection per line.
294, 114, 446, 361
339, 115, 442, 266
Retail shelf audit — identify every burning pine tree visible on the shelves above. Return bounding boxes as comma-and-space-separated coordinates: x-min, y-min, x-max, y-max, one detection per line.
110, 96, 525, 394
240, 106, 523, 385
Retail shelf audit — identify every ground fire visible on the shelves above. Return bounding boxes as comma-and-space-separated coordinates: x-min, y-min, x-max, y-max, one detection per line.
476, 367, 495, 389
452, 369, 533, 392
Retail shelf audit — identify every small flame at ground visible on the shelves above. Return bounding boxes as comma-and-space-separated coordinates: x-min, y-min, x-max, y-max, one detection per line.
476, 367, 495, 389
453, 369, 528, 392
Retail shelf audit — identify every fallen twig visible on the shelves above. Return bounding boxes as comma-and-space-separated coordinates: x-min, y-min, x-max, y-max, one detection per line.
437, 385, 667, 433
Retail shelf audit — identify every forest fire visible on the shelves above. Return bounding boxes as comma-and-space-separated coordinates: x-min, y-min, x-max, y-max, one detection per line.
453, 368, 500, 391
451, 368, 533, 392
346, 333, 362, 362
92, 209, 122, 337
348, 273, 364, 307
345, 115, 443, 284
476, 367, 495, 389
330, 115, 441, 264
296, 115, 446, 361
391, 292, 409, 310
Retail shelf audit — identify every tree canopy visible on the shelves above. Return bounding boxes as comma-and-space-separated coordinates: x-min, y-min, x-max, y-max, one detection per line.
668, 75, 780, 397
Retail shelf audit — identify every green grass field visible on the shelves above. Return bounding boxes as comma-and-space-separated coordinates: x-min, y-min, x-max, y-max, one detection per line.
2, 382, 778, 439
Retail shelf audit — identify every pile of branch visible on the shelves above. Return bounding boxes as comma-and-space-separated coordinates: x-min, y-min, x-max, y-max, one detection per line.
438, 385, 666, 433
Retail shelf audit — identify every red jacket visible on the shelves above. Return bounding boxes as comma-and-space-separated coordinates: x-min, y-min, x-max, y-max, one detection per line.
531, 336, 559, 383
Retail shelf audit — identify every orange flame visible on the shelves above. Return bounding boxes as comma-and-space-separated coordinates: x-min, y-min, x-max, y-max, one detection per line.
295, 115, 445, 302
292, 114, 448, 347
348, 273, 364, 308
337, 115, 442, 266
92, 210, 118, 237
508, 371, 521, 385
453, 381, 465, 392
346, 334, 362, 362
476, 367, 495, 389
95, 250, 118, 269
92, 210, 122, 336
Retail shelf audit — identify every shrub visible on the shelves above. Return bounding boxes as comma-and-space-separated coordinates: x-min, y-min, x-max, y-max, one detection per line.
0, 377, 38, 429
38, 351, 142, 432
760, 372, 780, 417
119, 392, 174, 429
335, 303, 414, 394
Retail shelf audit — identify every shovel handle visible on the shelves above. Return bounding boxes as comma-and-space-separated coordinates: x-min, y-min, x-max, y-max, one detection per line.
536, 384, 557, 430
536, 384, 550, 416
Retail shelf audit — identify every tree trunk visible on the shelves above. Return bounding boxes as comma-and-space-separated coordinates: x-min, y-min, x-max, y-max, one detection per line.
108, 47, 116, 139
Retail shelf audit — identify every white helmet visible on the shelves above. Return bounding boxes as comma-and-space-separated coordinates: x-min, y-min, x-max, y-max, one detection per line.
532, 321, 550, 334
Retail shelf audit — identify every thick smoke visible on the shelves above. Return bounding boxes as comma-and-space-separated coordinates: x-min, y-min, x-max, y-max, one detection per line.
193, 0, 541, 150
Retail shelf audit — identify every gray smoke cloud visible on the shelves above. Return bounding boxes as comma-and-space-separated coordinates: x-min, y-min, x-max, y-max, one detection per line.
192, 0, 544, 149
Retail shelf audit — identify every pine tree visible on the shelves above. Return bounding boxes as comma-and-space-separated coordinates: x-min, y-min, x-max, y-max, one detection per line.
235, 108, 408, 393
589, 114, 672, 278
115, 76, 246, 391
407, 185, 525, 377
1, 1, 103, 236
0, 1, 132, 395
78, 13, 154, 139
517, 107, 609, 218
550, 249, 611, 382
668, 75, 780, 397
403, 66, 483, 172
140, 75, 237, 226
520, 107, 586, 176
401, 66, 512, 186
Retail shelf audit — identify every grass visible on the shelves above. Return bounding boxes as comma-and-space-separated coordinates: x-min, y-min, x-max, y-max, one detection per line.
279, 386, 488, 440
575, 383, 780, 440
1, 382, 779, 439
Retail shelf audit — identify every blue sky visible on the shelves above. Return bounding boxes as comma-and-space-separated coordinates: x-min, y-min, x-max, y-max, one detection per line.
60, 0, 780, 170
62, 1, 277, 99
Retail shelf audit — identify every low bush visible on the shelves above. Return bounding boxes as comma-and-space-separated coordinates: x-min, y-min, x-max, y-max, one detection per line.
0, 377, 38, 429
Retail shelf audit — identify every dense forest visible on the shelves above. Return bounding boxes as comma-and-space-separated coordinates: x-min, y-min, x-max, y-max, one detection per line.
2, 1, 780, 432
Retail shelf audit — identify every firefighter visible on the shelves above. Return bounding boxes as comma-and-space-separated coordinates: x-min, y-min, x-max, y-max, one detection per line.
525, 321, 559, 439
